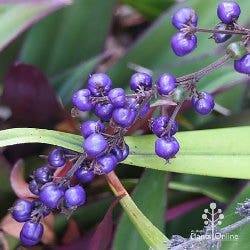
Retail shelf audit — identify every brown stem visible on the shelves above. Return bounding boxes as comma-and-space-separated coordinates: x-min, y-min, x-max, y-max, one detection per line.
190, 27, 250, 36
105, 171, 128, 196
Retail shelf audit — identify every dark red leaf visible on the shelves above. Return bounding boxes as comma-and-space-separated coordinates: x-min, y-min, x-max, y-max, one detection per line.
165, 196, 211, 222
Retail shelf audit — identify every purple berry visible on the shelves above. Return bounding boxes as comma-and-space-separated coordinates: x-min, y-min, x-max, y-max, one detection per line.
83, 133, 108, 158
72, 89, 92, 111
156, 73, 177, 95
32, 200, 51, 217
29, 179, 40, 195
39, 183, 64, 209
125, 97, 139, 111
87, 73, 112, 97
171, 32, 197, 57
151, 116, 178, 137
11, 199, 33, 222
112, 108, 136, 128
34, 166, 53, 184
48, 148, 66, 168
234, 54, 250, 74
111, 144, 129, 162
211, 22, 232, 43
217, 1, 241, 24
192, 92, 215, 115
155, 137, 180, 160
130, 72, 152, 92
139, 102, 150, 118
20, 221, 44, 246
172, 7, 198, 30
75, 167, 95, 184
94, 103, 114, 121
97, 154, 118, 174
108, 88, 126, 107
65, 185, 86, 207
80, 120, 105, 138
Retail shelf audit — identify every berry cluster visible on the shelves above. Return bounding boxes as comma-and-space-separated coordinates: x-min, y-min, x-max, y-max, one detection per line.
9, 1, 249, 247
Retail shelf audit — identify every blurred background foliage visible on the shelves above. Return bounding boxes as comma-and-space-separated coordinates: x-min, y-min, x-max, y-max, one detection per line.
0, 0, 249, 249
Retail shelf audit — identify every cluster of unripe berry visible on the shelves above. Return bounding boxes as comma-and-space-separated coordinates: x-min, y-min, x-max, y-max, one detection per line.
9, 1, 249, 247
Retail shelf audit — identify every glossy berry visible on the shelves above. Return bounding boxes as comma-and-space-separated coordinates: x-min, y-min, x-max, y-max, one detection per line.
130, 72, 152, 92
108, 88, 126, 107
192, 92, 215, 115
39, 183, 64, 209
217, 1, 241, 24
34, 166, 53, 184
83, 133, 108, 157
151, 116, 178, 137
87, 73, 112, 97
28, 179, 40, 195
20, 221, 44, 246
111, 144, 129, 162
139, 102, 150, 118
75, 167, 95, 184
65, 185, 86, 207
48, 148, 66, 168
11, 199, 33, 222
94, 103, 114, 121
172, 7, 198, 30
156, 73, 177, 95
72, 89, 92, 111
80, 120, 105, 139
32, 200, 51, 217
125, 97, 139, 111
112, 108, 136, 128
234, 54, 250, 74
155, 137, 180, 160
171, 32, 197, 57
97, 154, 118, 174
211, 22, 232, 43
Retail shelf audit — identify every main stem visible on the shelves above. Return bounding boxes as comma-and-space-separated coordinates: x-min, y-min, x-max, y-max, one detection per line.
192, 27, 250, 36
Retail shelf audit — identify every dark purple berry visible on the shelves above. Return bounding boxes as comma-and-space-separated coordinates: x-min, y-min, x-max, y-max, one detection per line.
83, 133, 108, 158
80, 120, 105, 139
65, 185, 86, 207
217, 1, 241, 24
156, 73, 177, 95
32, 200, 51, 217
20, 221, 43, 246
108, 88, 126, 107
130, 72, 152, 92
211, 22, 232, 43
39, 183, 64, 209
155, 137, 180, 160
151, 116, 178, 137
34, 166, 53, 184
172, 7, 198, 30
72, 89, 92, 111
171, 32, 197, 57
11, 199, 32, 222
87, 73, 112, 97
48, 148, 66, 168
75, 167, 95, 184
111, 144, 129, 162
125, 97, 139, 111
28, 179, 40, 195
234, 54, 250, 74
139, 102, 150, 118
192, 92, 215, 115
94, 103, 114, 121
112, 108, 136, 128
97, 154, 118, 174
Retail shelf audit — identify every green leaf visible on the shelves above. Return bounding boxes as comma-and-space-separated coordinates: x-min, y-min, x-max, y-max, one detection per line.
113, 169, 167, 250
0, 127, 250, 179
19, 0, 116, 75
52, 55, 100, 106
169, 174, 235, 203
221, 183, 250, 250
120, 0, 175, 20
0, 1, 70, 52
